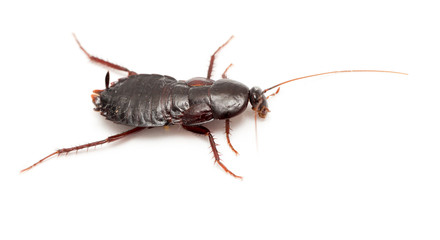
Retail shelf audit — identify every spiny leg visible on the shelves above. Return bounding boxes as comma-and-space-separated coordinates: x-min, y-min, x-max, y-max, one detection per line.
21, 127, 147, 172
207, 35, 234, 80
225, 119, 239, 155
73, 33, 137, 76
222, 63, 233, 79
182, 125, 242, 179
266, 87, 281, 99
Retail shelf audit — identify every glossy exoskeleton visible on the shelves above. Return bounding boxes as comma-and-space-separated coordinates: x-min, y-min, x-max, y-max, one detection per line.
21, 35, 407, 178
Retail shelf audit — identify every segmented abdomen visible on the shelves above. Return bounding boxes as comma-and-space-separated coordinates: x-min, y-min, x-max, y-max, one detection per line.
95, 74, 190, 127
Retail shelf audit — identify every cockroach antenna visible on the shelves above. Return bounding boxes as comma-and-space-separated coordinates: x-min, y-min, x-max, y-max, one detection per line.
263, 70, 408, 94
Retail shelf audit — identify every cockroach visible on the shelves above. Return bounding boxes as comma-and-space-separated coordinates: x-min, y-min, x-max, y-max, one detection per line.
21, 35, 407, 179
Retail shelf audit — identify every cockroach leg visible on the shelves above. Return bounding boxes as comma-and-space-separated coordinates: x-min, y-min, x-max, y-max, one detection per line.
21, 127, 147, 172
183, 125, 242, 179
266, 87, 281, 99
222, 63, 233, 79
207, 35, 234, 80
225, 119, 239, 155
73, 33, 137, 76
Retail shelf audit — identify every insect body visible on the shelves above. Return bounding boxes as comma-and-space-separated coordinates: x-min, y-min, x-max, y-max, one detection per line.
21, 35, 407, 178
94, 74, 250, 127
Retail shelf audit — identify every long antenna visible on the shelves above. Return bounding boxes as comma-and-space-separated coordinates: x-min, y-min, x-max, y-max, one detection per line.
263, 70, 408, 93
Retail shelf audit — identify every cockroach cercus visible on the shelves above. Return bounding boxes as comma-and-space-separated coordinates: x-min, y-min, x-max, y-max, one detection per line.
21, 35, 407, 179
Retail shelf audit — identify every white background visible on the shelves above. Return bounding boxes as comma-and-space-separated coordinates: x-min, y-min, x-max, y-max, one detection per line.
1, 0, 439, 239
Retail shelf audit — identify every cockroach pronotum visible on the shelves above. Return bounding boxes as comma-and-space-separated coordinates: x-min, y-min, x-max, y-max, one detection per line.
21, 35, 407, 179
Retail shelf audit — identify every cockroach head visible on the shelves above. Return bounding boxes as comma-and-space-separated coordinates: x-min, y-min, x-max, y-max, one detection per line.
249, 87, 269, 118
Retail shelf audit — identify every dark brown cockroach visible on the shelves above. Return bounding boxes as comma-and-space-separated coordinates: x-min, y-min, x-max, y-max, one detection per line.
21, 35, 407, 179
